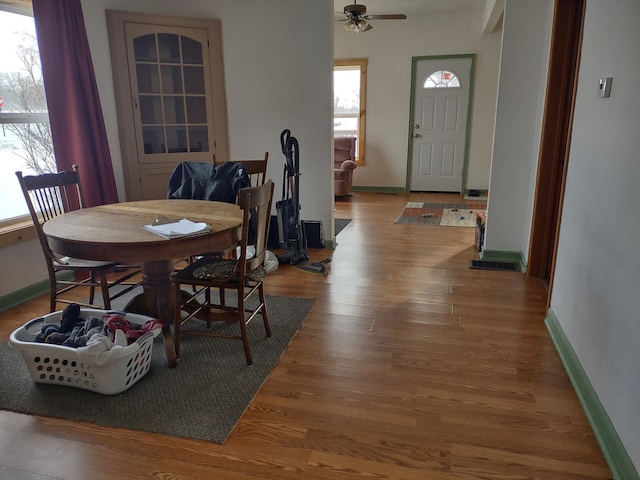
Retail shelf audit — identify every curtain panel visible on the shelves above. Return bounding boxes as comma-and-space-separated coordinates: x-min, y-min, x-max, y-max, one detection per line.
32, 0, 119, 207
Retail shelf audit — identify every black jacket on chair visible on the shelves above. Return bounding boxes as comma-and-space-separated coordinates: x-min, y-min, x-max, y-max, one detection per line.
167, 161, 250, 204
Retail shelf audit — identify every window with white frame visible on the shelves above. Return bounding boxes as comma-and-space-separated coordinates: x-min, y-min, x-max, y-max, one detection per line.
0, 7, 53, 224
333, 58, 366, 164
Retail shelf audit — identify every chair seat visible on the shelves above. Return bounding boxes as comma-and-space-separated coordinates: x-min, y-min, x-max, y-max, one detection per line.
174, 257, 267, 283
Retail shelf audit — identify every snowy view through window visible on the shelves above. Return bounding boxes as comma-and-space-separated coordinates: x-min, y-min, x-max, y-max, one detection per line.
0, 10, 51, 221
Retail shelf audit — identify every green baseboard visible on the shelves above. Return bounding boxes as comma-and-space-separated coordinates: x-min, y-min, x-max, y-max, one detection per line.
0, 279, 50, 313
351, 186, 405, 194
545, 309, 639, 480
480, 249, 527, 273
464, 188, 489, 198
0, 272, 75, 313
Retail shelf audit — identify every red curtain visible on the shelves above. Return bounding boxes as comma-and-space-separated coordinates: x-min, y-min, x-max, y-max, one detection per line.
32, 0, 119, 207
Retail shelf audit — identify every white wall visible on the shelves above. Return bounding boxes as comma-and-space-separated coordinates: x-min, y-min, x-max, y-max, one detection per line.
0, 239, 47, 294
82, 0, 333, 228
0, 0, 334, 297
484, 0, 553, 254
551, 0, 640, 469
334, 10, 501, 191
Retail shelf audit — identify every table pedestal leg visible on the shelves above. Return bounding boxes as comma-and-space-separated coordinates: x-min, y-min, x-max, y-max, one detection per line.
141, 260, 177, 368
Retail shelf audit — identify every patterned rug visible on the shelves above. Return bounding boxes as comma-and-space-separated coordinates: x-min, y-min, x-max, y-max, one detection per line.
395, 202, 487, 227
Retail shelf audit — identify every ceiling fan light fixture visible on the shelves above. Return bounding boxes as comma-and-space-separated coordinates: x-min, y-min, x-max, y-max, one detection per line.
340, 2, 404, 33
343, 20, 357, 32
357, 19, 370, 32
343, 17, 371, 33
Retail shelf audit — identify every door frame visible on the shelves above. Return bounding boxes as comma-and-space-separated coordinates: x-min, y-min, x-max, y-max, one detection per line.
405, 54, 476, 192
527, 0, 585, 293
106, 10, 230, 201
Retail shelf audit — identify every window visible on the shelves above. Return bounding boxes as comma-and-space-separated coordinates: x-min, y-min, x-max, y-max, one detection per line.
423, 69, 461, 89
0, 7, 53, 225
333, 58, 366, 164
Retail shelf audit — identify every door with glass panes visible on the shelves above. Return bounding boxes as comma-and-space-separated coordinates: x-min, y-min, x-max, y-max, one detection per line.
107, 12, 228, 200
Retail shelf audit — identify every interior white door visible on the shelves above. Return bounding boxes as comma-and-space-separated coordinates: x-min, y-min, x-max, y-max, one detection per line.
409, 57, 472, 192
107, 11, 229, 201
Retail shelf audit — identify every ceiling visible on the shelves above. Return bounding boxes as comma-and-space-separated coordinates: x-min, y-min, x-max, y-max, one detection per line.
1, 0, 487, 16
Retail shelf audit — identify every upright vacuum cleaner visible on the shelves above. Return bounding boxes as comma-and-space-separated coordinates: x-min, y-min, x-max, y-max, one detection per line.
276, 129, 309, 265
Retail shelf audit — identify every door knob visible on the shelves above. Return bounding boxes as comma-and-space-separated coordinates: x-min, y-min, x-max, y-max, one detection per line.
413, 133, 420, 138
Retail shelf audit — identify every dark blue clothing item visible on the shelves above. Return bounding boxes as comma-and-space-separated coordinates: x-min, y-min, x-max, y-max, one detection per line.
167, 161, 250, 204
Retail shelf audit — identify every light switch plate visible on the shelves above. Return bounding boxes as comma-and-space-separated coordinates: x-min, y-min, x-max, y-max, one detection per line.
598, 77, 612, 98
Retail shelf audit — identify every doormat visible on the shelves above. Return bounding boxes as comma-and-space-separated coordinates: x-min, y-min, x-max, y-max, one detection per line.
469, 259, 520, 272
395, 202, 486, 227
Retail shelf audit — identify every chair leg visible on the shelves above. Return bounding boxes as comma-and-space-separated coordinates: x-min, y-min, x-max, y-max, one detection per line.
236, 288, 252, 365
88, 271, 97, 306
258, 283, 271, 337
205, 288, 212, 329
49, 274, 57, 313
174, 284, 182, 359
98, 271, 111, 310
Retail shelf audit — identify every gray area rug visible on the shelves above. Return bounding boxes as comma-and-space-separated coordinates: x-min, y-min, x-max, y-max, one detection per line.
0, 290, 315, 443
335, 218, 352, 235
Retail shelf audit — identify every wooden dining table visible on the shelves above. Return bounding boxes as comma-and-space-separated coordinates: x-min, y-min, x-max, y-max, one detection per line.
43, 199, 243, 368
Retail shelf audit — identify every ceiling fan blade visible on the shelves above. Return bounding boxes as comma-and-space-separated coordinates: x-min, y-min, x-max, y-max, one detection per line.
365, 14, 407, 20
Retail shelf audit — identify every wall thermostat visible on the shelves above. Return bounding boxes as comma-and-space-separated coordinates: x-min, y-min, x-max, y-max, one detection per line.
598, 77, 612, 98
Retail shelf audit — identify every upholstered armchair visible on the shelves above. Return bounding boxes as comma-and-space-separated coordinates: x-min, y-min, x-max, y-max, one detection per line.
334, 136, 357, 197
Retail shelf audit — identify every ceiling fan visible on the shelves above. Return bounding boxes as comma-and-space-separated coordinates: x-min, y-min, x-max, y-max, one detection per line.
339, 2, 407, 33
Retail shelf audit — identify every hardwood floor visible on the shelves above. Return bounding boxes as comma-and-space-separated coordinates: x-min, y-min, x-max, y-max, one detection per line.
0, 192, 612, 479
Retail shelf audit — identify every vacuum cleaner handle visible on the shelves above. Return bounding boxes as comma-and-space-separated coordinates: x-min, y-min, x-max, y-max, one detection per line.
280, 129, 291, 155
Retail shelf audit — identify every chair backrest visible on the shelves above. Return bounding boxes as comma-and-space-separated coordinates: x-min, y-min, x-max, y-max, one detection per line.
15, 165, 85, 262
236, 180, 275, 275
334, 136, 356, 168
213, 152, 268, 186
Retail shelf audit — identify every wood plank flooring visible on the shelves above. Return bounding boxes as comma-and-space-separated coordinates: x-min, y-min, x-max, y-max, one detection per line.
0, 192, 612, 479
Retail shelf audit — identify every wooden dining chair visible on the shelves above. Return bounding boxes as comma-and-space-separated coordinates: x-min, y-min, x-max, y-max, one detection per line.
170, 180, 274, 365
212, 152, 268, 186
16, 165, 140, 312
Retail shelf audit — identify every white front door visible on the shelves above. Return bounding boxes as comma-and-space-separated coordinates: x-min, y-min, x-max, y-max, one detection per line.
409, 56, 473, 192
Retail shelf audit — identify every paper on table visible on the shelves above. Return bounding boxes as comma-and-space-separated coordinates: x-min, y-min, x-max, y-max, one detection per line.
143, 218, 210, 238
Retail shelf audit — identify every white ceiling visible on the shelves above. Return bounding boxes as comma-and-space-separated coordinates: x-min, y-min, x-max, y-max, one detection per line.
0, 0, 487, 17
334, 0, 487, 16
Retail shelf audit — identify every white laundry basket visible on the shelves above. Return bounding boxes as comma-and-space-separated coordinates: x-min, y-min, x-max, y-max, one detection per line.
9, 308, 161, 395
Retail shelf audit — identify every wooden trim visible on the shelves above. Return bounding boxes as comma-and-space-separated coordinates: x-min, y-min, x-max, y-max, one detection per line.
0, 220, 37, 249
528, 0, 585, 280
545, 309, 640, 480
334, 58, 367, 166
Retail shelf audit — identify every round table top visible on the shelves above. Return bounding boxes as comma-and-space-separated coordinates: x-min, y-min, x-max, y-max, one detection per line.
43, 199, 243, 263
